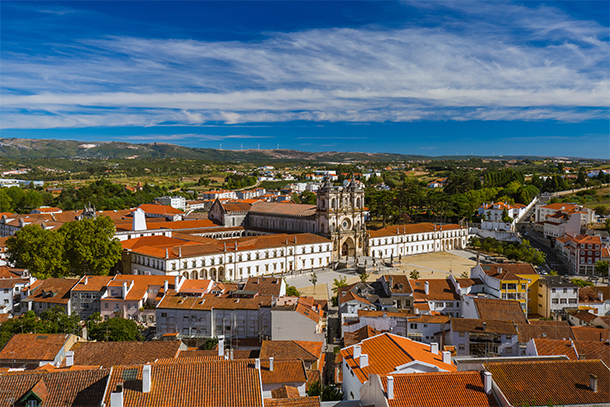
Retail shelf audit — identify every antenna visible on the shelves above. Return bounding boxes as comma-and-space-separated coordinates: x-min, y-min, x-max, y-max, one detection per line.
277, 144, 279, 150
219, 143, 222, 150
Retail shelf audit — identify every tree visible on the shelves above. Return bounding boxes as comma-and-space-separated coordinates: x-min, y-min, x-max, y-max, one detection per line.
359, 272, 370, 283
595, 261, 609, 276
87, 314, 143, 341
6, 224, 68, 279
410, 270, 420, 279
307, 380, 344, 401
332, 276, 347, 294
40, 306, 81, 335
286, 285, 301, 297
0, 188, 14, 212
59, 216, 122, 276
594, 205, 607, 216
300, 191, 317, 205
309, 272, 318, 293
570, 278, 594, 288
460, 271, 469, 278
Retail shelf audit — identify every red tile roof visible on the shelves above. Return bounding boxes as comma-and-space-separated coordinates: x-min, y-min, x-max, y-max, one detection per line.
368, 223, 464, 238
136, 203, 183, 215
0, 334, 73, 362
411, 279, 459, 301
24, 278, 78, 305
259, 359, 307, 384
250, 202, 316, 217
260, 340, 322, 362
68, 341, 182, 367
485, 360, 609, 406
571, 326, 610, 342
451, 319, 517, 335
104, 359, 263, 407
380, 371, 499, 407
244, 277, 284, 296
0, 368, 110, 406
264, 397, 320, 407
340, 333, 456, 384
517, 322, 575, 343
532, 338, 578, 360
474, 298, 527, 324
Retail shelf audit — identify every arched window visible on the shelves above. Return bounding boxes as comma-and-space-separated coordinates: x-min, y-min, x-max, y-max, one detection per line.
331, 198, 336, 209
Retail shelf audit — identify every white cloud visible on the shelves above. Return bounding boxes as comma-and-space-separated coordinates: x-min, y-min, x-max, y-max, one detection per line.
1, 0, 608, 129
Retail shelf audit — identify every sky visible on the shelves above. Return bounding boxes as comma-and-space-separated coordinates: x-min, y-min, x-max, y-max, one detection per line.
1, 0, 609, 158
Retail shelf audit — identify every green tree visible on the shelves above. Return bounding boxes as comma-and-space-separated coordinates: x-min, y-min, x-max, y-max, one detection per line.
307, 380, 344, 401
6, 224, 68, 278
301, 191, 317, 205
59, 216, 122, 276
332, 276, 347, 294
40, 306, 81, 335
0, 188, 14, 212
309, 272, 318, 294
359, 272, 370, 283
286, 285, 301, 297
87, 314, 143, 341
595, 261, 609, 276
410, 270, 420, 279
570, 278, 594, 288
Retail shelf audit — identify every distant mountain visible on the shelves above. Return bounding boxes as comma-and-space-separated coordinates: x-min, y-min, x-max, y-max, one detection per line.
0, 138, 550, 162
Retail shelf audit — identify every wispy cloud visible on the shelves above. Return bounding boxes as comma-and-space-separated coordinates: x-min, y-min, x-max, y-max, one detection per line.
1, 0, 608, 129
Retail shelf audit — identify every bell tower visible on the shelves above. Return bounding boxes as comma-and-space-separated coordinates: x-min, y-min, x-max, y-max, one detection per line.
316, 177, 366, 259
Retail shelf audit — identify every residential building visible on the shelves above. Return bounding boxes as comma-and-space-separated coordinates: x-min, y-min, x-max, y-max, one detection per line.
485, 360, 609, 407
271, 297, 325, 342
243, 276, 286, 297
21, 278, 78, 315
535, 202, 595, 238
0, 272, 36, 314
69, 275, 114, 319
516, 321, 575, 349
155, 289, 273, 339
536, 276, 578, 319
378, 275, 415, 312
135, 203, 183, 221
202, 189, 238, 200
568, 309, 599, 327
469, 263, 537, 313
0, 333, 78, 369
340, 333, 456, 400
360, 371, 499, 407
260, 340, 324, 371
411, 278, 461, 317
405, 314, 451, 344
259, 359, 308, 399
525, 338, 610, 366
445, 319, 519, 357
478, 201, 527, 232
579, 286, 610, 316
565, 235, 605, 275
154, 196, 186, 210
463, 298, 528, 324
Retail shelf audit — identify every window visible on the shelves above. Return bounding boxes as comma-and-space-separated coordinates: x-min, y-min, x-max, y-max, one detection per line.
560, 298, 567, 304
410, 323, 417, 329
458, 344, 465, 351
568, 299, 577, 304
459, 331, 465, 337
552, 299, 558, 304
27, 400, 38, 407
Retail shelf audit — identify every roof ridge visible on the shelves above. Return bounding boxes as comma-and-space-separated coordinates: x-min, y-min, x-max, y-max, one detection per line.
385, 333, 416, 364
294, 341, 318, 359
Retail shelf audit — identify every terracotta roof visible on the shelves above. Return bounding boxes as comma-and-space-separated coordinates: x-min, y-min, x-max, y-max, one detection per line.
568, 309, 598, 323
0, 278, 29, 289
357, 310, 416, 318
340, 290, 373, 306
571, 326, 610, 342
411, 279, 459, 301
0, 368, 110, 407
409, 315, 451, 324
259, 359, 307, 384
104, 359, 263, 407
222, 202, 254, 213
115, 219, 221, 232
0, 266, 27, 279
532, 338, 578, 360
244, 277, 283, 296
270, 385, 301, 399
517, 322, 575, 343
381, 275, 413, 294
260, 340, 322, 362
250, 202, 317, 217
451, 319, 517, 335
344, 326, 380, 347
575, 340, 610, 366
340, 333, 456, 384
480, 263, 537, 280
68, 341, 182, 367
474, 298, 527, 324
158, 290, 272, 311
136, 203, 183, 215
380, 371, 499, 407
155, 356, 223, 363
71, 275, 114, 292
24, 278, 78, 305
0, 313, 10, 325
368, 223, 463, 238
485, 360, 609, 406
579, 286, 610, 302
0, 334, 73, 362
264, 397, 320, 407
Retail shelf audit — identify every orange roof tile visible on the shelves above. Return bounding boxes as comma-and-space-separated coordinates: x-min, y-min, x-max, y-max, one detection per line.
260, 340, 322, 362
68, 341, 182, 367
136, 203, 183, 215
532, 338, 578, 360
264, 397, 320, 407
485, 360, 609, 406
571, 326, 610, 342
259, 359, 307, 384
368, 223, 464, 238
517, 322, 575, 343
0, 368, 110, 406
244, 277, 284, 296
480, 263, 537, 280
574, 340, 610, 366
474, 298, 527, 324
24, 278, 78, 305
411, 278, 459, 301
270, 385, 301, 399
0, 334, 73, 362
380, 371, 499, 407
104, 359, 262, 407
451, 319, 516, 335
250, 202, 317, 217
340, 333, 456, 384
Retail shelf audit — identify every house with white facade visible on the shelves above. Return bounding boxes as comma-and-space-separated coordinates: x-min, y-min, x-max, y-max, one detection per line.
154, 196, 187, 210
478, 201, 527, 232
271, 296, 325, 342
444, 318, 519, 357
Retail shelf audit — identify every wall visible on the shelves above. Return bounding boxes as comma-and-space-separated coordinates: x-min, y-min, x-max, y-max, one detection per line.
271, 309, 325, 342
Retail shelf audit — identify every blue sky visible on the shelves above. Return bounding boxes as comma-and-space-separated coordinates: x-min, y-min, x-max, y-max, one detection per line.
1, 1, 609, 158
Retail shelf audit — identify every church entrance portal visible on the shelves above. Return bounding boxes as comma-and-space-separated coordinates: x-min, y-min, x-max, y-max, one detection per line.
340, 237, 356, 257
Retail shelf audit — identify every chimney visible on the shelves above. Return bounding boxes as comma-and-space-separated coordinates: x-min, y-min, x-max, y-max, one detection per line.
65, 351, 74, 367
230, 348, 234, 360
484, 371, 492, 394
84, 276, 88, 285
178, 246, 182, 257
387, 376, 394, 400
483, 322, 487, 331
430, 343, 439, 355
269, 357, 274, 371
110, 383, 124, 407
142, 364, 151, 393
360, 354, 368, 368
122, 282, 128, 299
165, 248, 169, 259
353, 344, 361, 359
590, 374, 598, 392
163, 280, 168, 293
218, 335, 225, 357
175, 275, 180, 293
442, 351, 451, 364
598, 291, 603, 301
424, 281, 429, 295
255, 358, 261, 369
